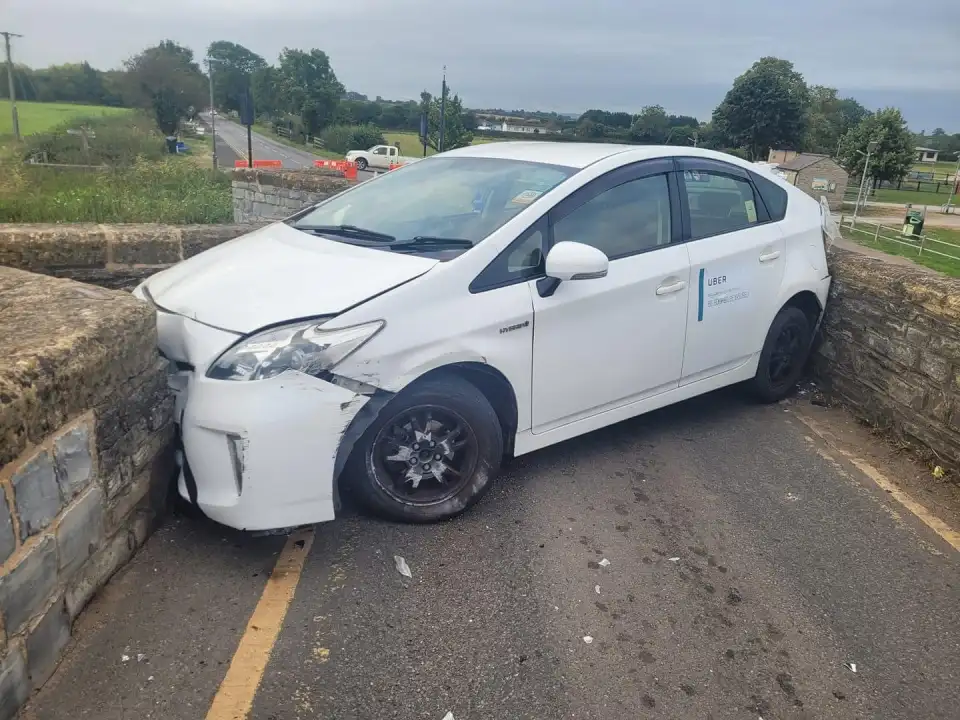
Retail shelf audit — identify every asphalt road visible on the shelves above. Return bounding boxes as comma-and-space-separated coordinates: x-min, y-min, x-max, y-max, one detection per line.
203, 114, 377, 181
22, 389, 960, 720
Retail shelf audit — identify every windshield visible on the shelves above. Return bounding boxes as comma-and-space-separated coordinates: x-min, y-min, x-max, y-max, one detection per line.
291, 156, 576, 248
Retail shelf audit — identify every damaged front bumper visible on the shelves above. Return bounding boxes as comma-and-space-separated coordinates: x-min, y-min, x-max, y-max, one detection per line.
175, 369, 372, 531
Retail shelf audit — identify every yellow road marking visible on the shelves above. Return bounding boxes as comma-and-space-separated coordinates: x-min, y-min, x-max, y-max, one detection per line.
795, 413, 960, 553
206, 527, 315, 720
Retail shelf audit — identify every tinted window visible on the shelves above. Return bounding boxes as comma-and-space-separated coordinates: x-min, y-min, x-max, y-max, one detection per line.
470, 222, 545, 292
750, 170, 789, 221
683, 170, 759, 239
552, 174, 672, 260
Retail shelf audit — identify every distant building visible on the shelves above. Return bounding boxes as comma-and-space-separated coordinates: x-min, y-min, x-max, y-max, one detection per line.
773, 153, 849, 211
477, 119, 558, 135
767, 149, 801, 165
915, 147, 939, 163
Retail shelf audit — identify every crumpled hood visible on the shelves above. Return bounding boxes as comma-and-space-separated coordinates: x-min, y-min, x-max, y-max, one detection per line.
139, 222, 437, 333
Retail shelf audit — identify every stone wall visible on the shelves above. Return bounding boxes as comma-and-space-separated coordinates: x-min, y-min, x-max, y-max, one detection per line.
0, 266, 173, 716
231, 167, 352, 223
0, 223, 258, 290
814, 248, 960, 469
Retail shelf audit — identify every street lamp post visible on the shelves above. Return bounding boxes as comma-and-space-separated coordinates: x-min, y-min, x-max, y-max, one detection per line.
853, 140, 879, 223
205, 57, 219, 170
945, 155, 960, 214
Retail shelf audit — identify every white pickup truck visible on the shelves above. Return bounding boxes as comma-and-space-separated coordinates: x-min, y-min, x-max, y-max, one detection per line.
345, 144, 420, 171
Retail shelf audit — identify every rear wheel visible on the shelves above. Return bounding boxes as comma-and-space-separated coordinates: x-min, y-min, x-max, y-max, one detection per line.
349, 376, 502, 523
750, 306, 812, 403
355, 157, 368, 170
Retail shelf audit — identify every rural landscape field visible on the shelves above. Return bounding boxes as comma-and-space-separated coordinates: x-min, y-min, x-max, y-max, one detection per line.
0, 37, 957, 247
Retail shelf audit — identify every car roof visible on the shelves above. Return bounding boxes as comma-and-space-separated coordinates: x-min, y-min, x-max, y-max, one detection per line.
441, 141, 761, 171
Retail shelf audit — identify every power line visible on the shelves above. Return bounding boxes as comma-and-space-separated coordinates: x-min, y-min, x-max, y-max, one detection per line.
2, 31, 23, 140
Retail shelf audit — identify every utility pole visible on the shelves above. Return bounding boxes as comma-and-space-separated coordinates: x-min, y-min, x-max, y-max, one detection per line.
205, 56, 218, 170
852, 140, 878, 223
2, 31, 23, 141
438, 66, 447, 154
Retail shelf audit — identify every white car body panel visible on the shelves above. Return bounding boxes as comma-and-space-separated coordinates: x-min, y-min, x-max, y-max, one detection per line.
142, 222, 436, 333
135, 142, 831, 531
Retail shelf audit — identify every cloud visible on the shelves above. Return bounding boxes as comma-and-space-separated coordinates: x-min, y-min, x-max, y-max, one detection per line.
5, 0, 959, 128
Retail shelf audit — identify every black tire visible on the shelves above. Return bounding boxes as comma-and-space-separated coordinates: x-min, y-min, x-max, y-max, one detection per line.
355, 157, 368, 171
750, 306, 812, 403
348, 375, 503, 523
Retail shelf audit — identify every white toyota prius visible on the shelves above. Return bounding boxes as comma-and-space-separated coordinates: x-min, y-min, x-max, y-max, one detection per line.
134, 142, 832, 531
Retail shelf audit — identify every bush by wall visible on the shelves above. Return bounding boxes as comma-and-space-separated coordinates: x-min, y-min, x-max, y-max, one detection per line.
319, 124, 386, 154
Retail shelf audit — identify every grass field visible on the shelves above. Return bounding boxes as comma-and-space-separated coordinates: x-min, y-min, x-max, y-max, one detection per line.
872, 188, 954, 206
0, 100, 130, 137
842, 222, 960, 277
911, 160, 957, 176
383, 131, 500, 158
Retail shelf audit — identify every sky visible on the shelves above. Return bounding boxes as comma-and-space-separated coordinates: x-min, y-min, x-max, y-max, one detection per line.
3, 0, 959, 131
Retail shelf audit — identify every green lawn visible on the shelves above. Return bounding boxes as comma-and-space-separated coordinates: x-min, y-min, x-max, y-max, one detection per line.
0, 100, 130, 137
872, 188, 953, 206
841, 223, 960, 277
911, 160, 957, 176
383, 131, 501, 158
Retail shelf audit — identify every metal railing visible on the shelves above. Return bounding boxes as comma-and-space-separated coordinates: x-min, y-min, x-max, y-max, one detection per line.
839, 215, 960, 263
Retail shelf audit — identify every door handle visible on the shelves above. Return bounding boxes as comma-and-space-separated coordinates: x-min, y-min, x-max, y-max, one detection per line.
759, 250, 781, 263
656, 280, 687, 296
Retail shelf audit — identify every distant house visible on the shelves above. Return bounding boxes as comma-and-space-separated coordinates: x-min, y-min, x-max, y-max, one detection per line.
915, 147, 939, 163
773, 153, 849, 211
477, 118, 558, 135
767, 149, 801, 165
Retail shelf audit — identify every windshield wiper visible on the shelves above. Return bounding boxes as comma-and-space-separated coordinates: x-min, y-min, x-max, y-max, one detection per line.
387, 236, 474, 250
295, 224, 396, 242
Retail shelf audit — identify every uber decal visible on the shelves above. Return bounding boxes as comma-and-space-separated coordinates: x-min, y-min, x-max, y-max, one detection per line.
697, 268, 750, 322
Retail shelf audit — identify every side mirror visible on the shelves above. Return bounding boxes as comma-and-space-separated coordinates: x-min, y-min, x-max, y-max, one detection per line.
545, 241, 609, 281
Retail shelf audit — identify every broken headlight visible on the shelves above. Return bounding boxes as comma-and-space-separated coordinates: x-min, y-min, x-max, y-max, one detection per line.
207, 319, 384, 381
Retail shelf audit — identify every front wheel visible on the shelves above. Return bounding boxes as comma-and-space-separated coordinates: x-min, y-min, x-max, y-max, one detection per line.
354, 157, 368, 170
349, 376, 503, 523
750, 306, 813, 403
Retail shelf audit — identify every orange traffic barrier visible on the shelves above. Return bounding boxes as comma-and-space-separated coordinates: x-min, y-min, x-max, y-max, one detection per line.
314, 159, 358, 179
234, 159, 282, 168
388, 163, 400, 171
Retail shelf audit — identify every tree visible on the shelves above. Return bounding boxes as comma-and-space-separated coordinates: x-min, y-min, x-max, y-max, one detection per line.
250, 66, 281, 119
207, 41, 267, 114
629, 105, 670, 143
426, 89, 473, 151
276, 48, 344, 136
123, 41, 207, 137
804, 86, 871, 155
711, 57, 809, 160
839, 107, 915, 185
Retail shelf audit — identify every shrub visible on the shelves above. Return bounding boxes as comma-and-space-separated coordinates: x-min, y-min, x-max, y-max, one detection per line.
0, 156, 231, 223
22, 112, 166, 165
319, 123, 386, 154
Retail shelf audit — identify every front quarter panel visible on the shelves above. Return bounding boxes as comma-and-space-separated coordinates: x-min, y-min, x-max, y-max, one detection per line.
331, 264, 537, 433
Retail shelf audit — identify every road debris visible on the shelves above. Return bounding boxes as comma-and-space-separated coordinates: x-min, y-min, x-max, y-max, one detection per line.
441, 713, 455, 720
845, 662, 857, 673
121, 654, 130, 663
669, 557, 680, 562
136, 654, 147, 663
394, 555, 412, 578
595, 585, 601, 594
598, 558, 610, 567
933, 465, 945, 479
583, 636, 594, 644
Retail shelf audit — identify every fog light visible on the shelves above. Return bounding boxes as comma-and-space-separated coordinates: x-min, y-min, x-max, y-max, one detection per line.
226, 433, 245, 496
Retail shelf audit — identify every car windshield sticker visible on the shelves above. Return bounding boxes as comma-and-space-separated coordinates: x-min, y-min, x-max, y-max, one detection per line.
698, 268, 751, 322
744, 200, 758, 223
510, 189, 543, 205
